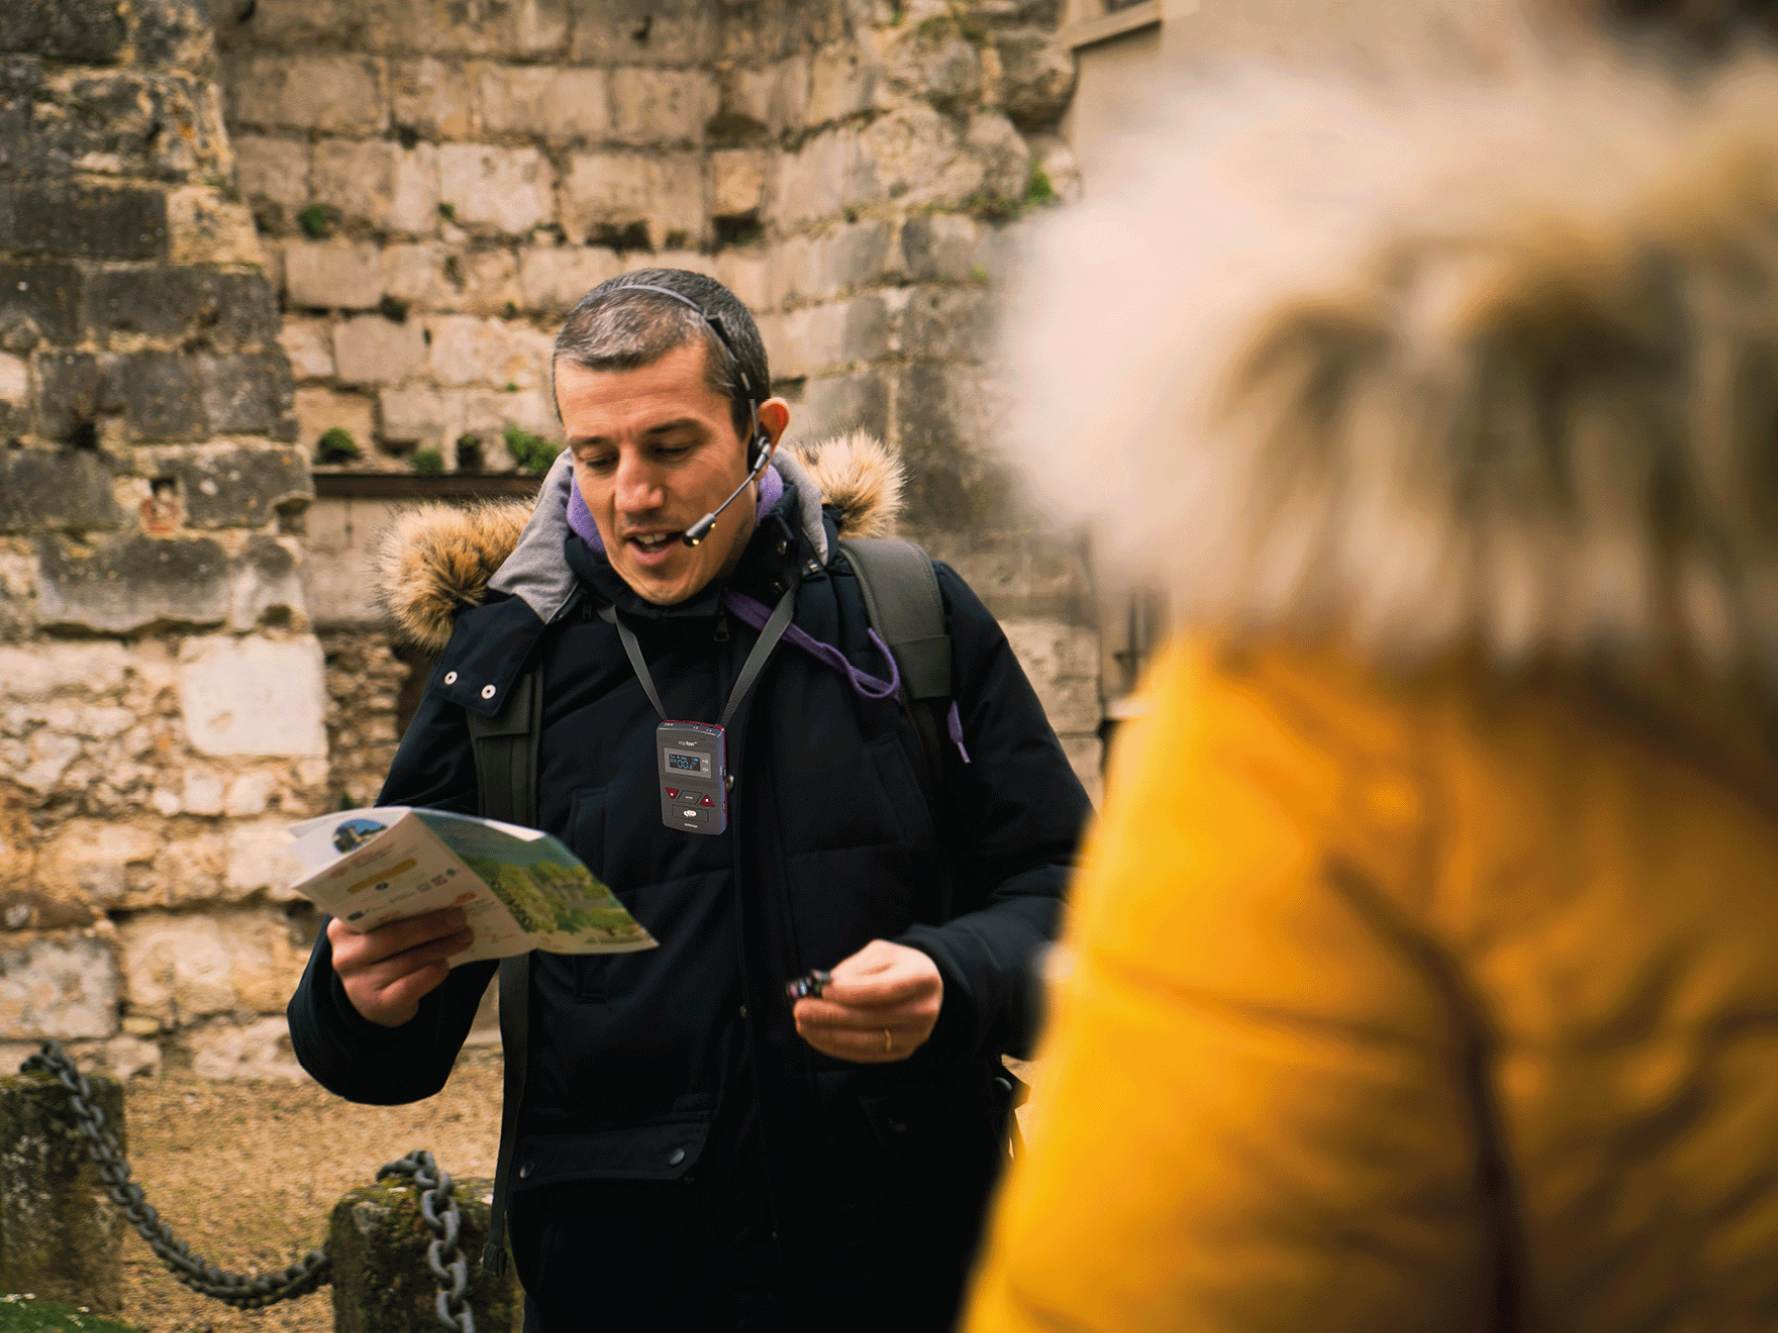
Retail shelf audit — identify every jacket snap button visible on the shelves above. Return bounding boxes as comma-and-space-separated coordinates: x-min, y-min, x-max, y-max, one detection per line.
443, 671, 458, 685
667, 1147, 686, 1166
776, 537, 787, 555
738, 1004, 748, 1019
518, 1161, 533, 1179
481, 684, 497, 699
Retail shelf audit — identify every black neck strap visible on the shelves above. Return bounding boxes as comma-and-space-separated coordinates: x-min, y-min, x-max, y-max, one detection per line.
599, 588, 796, 728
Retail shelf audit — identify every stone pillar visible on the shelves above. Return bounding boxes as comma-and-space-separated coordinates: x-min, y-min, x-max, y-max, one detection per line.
329, 1175, 518, 1333
0, 1069, 126, 1312
0, 0, 329, 1080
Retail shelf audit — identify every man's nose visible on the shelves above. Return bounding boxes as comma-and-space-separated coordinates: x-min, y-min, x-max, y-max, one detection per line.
613, 452, 665, 514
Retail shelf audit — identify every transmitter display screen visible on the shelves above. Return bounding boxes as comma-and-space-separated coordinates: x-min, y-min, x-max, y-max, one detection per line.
665, 751, 708, 774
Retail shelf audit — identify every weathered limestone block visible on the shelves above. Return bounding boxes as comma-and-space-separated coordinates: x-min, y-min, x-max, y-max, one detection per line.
807, 44, 878, 126
768, 220, 894, 306
1001, 619, 1102, 735
426, 315, 552, 389
964, 110, 1032, 203
0, 256, 83, 345
295, 386, 375, 452
281, 319, 337, 381
860, 107, 990, 210
995, 28, 1077, 128
711, 248, 769, 315
767, 295, 893, 380
0, 935, 118, 1040
22, 67, 229, 184
476, 63, 609, 140
0, 180, 169, 262
166, 186, 267, 268
0, 0, 128, 65
0, 1069, 126, 1312
233, 134, 311, 224
370, 0, 566, 59
798, 369, 890, 444
0, 640, 129, 700
901, 285, 992, 361
284, 240, 384, 311
560, 151, 703, 247
36, 819, 159, 911
147, 444, 311, 529
517, 243, 624, 312
202, 350, 295, 438
711, 148, 765, 220
0, 448, 122, 533
390, 57, 476, 140
224, 815, 307, 901
82, 267, 279, 347
609, 67, 716, 145
436, 145, 553, 236
36, 532, 231, 633
187, 1015, 307, 1080
898, 211, 979, 282
770, 127, 875, 226
224, 52, 386, 136
334, 314, 429, 386
311, 139, 440, 235
377, 386, 465, 452
178, 633, 328, 756
228, 532, 307, 632
567, 0, 717, 66
330, 1175, 518, 1333
118, 911, 234, 1019
119, 906, 306, 1021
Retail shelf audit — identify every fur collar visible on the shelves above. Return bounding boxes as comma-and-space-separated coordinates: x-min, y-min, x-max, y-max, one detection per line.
377, 431, 903, 652
1005, 57, 1778, 696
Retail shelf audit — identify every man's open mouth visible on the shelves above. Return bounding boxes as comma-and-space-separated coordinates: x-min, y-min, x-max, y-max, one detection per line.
627, 532, 682, 555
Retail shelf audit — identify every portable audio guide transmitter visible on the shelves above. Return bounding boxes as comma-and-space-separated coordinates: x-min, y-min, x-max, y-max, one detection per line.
658, 720, 728, 835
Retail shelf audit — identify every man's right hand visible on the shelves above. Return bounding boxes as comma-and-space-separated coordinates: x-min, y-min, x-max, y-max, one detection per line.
328, 907, 474, 1028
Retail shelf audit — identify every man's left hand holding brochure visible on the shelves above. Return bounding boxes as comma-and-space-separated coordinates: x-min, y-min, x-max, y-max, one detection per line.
286, 807, 656, 962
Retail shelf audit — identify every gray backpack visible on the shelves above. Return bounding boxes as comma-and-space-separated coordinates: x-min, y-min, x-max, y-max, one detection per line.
469, 538, 950, 1274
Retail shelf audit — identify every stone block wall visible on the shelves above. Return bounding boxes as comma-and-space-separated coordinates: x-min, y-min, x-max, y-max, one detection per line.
0, 0, 321, 1081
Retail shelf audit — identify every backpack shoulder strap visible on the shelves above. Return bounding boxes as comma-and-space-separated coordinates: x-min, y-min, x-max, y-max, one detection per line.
464, 660, 542, 1278
838, 537, 952, 799
839, 537, 951, 701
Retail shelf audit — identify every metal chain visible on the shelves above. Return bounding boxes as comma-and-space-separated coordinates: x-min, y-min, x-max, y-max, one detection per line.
20, 1042, 331, 1309
21, 1041, 478, 1326
379, 1151, 476, 1333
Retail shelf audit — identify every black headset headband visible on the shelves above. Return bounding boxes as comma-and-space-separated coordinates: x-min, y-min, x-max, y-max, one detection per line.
610, 282, 757, 402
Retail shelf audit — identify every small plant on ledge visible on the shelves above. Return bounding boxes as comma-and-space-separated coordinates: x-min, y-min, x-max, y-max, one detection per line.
313, 427, 360, 465
504, 425, 561, 475
410, 448, 446, 477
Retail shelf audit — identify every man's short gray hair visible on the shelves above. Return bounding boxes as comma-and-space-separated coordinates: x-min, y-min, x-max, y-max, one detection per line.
551, 269, 770, 443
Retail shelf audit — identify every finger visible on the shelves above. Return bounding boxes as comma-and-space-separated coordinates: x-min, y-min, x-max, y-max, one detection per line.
794, 996, 936, 1029
820, 971, 936, 1007
335, 909, 470, 967
370, 960, 452, 1014
797, 1021, 919, 1063
341, 926, 475, 980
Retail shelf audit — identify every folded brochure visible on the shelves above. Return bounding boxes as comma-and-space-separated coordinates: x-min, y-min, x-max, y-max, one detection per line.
286, 806, 656, 963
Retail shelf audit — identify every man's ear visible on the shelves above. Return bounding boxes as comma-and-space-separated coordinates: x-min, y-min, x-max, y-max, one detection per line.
758, 398, 791, 453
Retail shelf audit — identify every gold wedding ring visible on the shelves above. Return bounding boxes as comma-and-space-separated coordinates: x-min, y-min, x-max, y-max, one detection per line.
883, 1027, 893, 1054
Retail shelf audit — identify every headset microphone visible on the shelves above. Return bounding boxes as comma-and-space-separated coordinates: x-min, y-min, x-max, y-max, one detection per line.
682, 434, 772, 547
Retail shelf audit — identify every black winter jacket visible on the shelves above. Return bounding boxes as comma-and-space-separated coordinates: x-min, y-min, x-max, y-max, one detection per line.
288, 438, 1091, 1328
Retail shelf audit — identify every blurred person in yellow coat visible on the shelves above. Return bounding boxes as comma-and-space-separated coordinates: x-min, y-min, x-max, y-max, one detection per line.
965, 47, 1778, 1333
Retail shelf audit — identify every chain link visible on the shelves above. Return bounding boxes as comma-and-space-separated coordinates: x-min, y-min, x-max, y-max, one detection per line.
379, 1151, 476, 1333
20, 1042, 332, 1309
20, 1041, 477, 1326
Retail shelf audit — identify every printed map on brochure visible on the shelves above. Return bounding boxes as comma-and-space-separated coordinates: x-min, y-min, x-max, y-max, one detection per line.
286, 806, 656, 963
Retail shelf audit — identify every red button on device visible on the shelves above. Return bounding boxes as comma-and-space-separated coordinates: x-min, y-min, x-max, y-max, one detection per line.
665, 787, 680, 800
699, 794, 715, 808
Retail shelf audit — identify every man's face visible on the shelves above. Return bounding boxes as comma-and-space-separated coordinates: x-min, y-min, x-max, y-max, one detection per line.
559, 341, 762, 606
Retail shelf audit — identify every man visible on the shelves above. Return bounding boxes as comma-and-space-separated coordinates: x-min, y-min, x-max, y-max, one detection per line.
288, 269, 1091, 1331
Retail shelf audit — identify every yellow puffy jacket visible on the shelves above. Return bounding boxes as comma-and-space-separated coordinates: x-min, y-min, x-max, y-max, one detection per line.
966, 641, 1778, 1331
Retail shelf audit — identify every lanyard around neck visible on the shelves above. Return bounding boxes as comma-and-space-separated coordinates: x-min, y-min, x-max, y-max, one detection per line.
598, 587, 797, 729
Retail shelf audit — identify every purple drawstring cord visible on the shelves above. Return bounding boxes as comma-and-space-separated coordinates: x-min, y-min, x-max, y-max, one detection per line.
946, 701, 971, 764
721, 589, 900, 702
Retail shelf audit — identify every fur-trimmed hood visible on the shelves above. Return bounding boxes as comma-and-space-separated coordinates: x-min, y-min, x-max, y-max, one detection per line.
378, 431, 904, 652
1005, 57, 1778, 698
